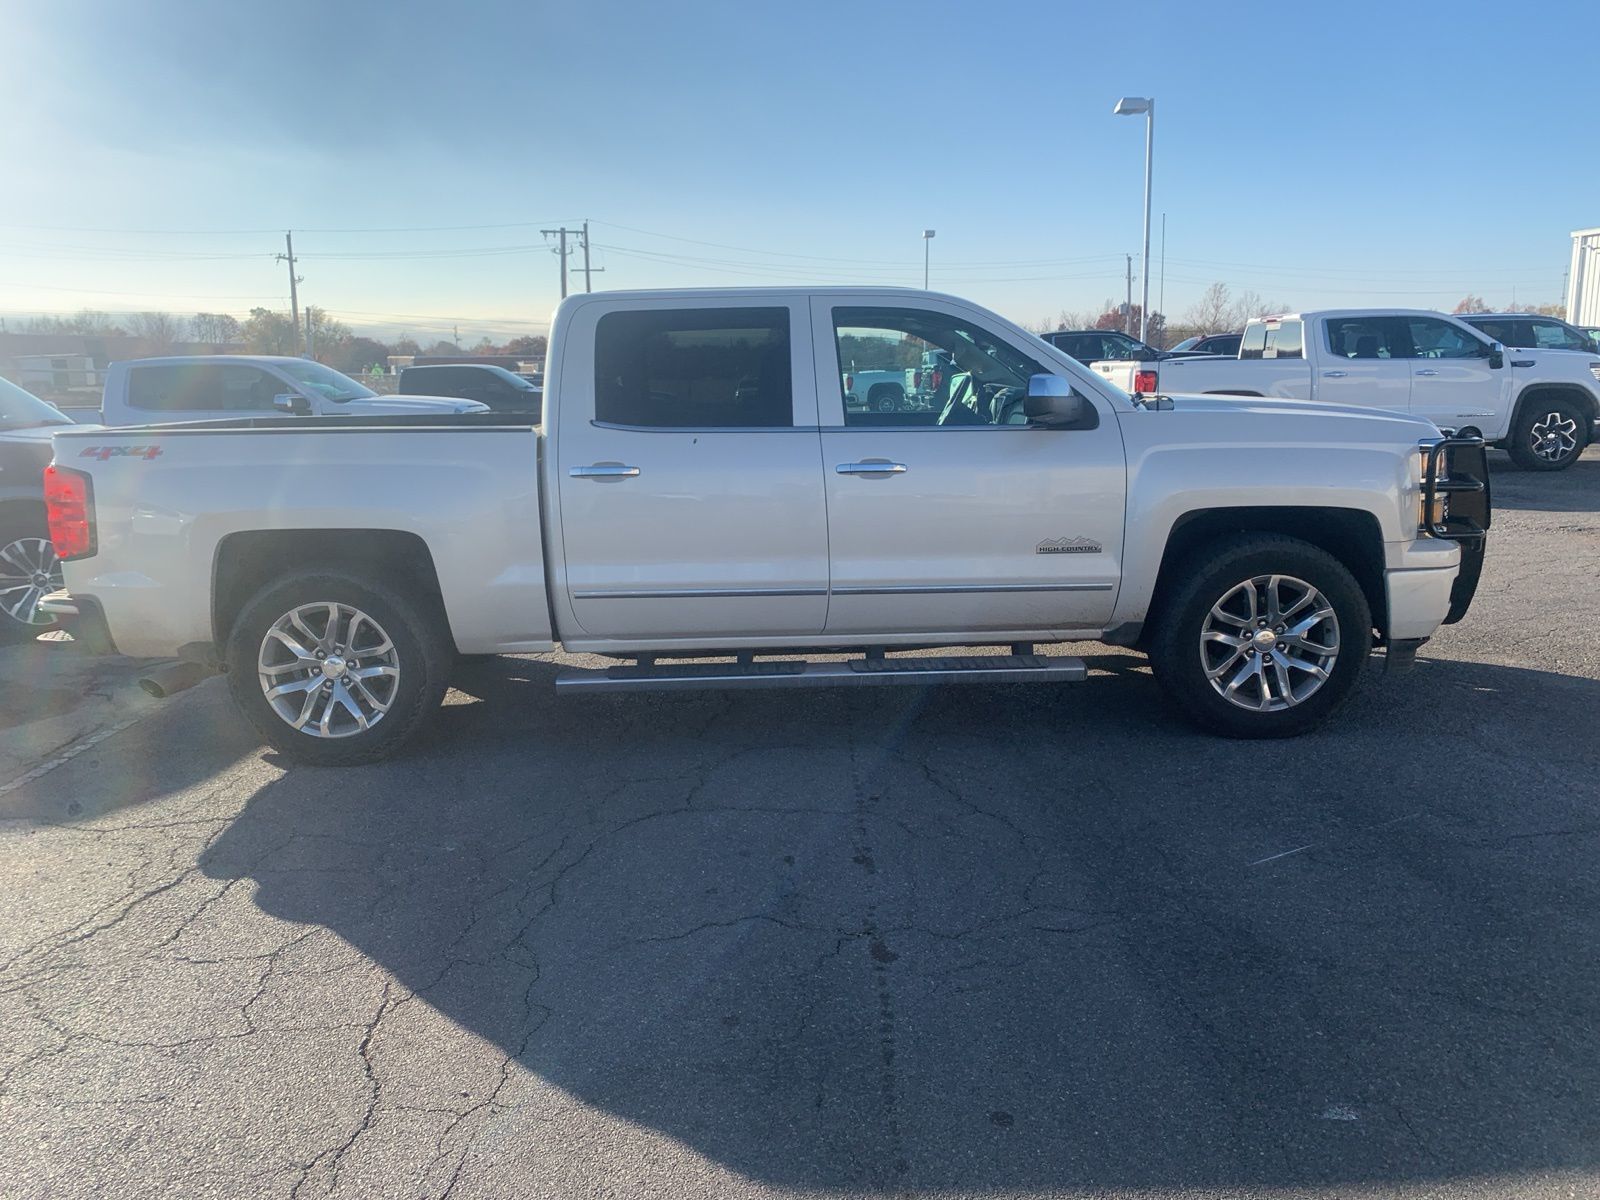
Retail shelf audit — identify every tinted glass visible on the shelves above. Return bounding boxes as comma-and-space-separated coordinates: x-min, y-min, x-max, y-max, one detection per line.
1263, 321, 1303, 360
126, 364, 287, 411
276, 360, 374, 401
834, 306, 1051, 428
594, 307, 791, 427
1407, 317, 1484, 359
1240, 324, 1268, 360
1467, 319, 1517, 346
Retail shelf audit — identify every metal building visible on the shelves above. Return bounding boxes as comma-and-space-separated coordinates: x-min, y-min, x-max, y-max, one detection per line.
1567, 228, 1600, 325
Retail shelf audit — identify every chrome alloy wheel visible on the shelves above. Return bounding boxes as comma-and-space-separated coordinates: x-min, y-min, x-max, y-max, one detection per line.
0, 537, 62, 628
257, 602, 401, 738
1200, 574, 1340, 712
1530, 411, 1579, 463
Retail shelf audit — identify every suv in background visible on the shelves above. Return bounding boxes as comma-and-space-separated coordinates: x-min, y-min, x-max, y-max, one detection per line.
398, 363, 542, 418
1458, 313, 1597, 354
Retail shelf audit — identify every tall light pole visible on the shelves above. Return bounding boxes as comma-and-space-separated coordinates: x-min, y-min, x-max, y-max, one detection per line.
1114, 96, 1154, 343
922, 229, 936, 289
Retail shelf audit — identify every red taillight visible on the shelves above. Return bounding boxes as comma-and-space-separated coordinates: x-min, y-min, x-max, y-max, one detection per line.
913, 370, 922, 388
1133, 369, 1159, 394
931, 369, 943, 391
43, 465, 95, 560
845, 374, 854, 392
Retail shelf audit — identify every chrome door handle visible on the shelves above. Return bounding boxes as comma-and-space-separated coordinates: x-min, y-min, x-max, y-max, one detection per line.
1322, 370, 1348, 378
1415, 369, 1439, 376
570, 464, 640, 478
836, 461, 908, 475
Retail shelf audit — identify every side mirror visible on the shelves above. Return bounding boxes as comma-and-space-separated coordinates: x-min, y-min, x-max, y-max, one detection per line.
273, 393, 312, 415
1024, 374, 1098, 429
1486, 342, 1505, 370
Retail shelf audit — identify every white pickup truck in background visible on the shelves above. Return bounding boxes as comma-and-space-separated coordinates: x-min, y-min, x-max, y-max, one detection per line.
43, 287, 1489, 764
94, 356, 487, 426
1092, 309, 1600, 470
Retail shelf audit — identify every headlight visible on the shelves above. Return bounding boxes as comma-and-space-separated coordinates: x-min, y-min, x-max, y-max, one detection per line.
1417, 442, 1450, 531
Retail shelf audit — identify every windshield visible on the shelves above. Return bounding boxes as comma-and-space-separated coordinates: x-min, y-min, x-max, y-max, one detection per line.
483, 365, 537, 390
0, 377, 72, 429
276, 360, 377, 403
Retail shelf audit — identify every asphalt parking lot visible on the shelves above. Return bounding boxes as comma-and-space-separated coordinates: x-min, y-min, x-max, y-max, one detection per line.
2, 450, 1598, 1200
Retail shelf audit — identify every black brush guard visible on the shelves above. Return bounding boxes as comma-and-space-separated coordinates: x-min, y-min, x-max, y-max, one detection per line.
1423, 435, 1491, 624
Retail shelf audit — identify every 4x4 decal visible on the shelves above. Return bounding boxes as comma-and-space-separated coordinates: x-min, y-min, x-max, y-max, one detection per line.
79, 444, 163, 462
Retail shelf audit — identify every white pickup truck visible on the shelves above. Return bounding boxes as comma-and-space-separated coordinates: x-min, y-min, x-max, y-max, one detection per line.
42, 288, 1489, 764
1092, 309, 1600, 471
95, 356, 486, 426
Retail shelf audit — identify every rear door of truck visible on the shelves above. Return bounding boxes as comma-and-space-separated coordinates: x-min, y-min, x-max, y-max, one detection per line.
1314, 316, 1412, 411
552, 297, 829, 640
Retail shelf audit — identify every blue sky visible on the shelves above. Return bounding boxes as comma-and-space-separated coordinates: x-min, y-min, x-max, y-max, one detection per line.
1, 0, 1595, 342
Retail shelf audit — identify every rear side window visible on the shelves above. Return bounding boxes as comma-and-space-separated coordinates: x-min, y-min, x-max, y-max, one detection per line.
1325, 318, 1407, 359
1262, 320, 1303, 359
594, 307, 792, 428
126, 364, 284, 411
1239, 324, 1268, 359
1530, 321, 1591, 351
1468, 319, 1518, 346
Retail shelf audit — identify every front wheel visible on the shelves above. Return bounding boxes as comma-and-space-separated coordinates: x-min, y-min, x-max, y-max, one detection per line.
1507, 397, 1589, 470
225, 570, 453, 765
1147, 535, 1372, 739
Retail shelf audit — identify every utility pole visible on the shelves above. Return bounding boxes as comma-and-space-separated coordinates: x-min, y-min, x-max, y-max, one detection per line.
1159, 212, 1167, 331
1125, 254, 1134, 336
277, 232, 303, 355
582, 221, 593, 293
542, 227, 572, 299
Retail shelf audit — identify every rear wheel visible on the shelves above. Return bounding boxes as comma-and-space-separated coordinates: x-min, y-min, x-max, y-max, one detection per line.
1507, 396, 1589, 470
0, 519, 61, 643
225, 570, 453, 765
1148, 535, 1371, 738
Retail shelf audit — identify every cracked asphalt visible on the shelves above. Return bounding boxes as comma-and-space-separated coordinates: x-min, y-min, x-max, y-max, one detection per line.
2, 450, 1598, 1199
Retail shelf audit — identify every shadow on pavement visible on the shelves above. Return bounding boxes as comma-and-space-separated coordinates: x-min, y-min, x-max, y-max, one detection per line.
1486, 453, 1600, 514
197, 651, 1600, 1192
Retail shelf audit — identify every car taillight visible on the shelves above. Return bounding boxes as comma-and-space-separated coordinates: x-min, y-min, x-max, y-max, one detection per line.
1133, 369, 1159, 394
931, 370, 943, 391
845, 374, 854, 392
913, 370, 922, 388
43, 465, 95, 561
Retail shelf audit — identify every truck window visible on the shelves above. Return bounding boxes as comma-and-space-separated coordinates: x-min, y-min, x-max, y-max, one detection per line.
126, 364, 287, 411
1262, 320, 1303, 360
1530, 321, 1591, 351
1326, 318, 1406, 359
594, 307, 792, 428
1405, 317, 1484, 359
833, 306, 1050, 428
1239, 324, 1268, 359
1469, 319, 1517, 346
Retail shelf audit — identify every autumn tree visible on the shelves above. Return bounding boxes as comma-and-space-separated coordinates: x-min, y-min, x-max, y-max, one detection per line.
241, 308, 299, 355
502, 334, 547, 357
1452, 295, 1488, 314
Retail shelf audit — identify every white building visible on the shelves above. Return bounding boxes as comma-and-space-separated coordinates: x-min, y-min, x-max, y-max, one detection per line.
1567, 228, 1600, 326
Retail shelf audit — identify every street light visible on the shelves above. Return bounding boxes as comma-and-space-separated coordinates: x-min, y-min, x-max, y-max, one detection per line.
1114, 96, 1154, 343
922, 229, 936, 289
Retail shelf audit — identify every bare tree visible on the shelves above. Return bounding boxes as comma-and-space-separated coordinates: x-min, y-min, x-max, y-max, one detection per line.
191, 312, 243, 344
1183, 283, 1233, 333
131, 311, 188, 352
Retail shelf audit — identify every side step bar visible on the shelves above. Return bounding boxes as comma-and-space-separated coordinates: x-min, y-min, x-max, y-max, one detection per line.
555, 653, 1087, 694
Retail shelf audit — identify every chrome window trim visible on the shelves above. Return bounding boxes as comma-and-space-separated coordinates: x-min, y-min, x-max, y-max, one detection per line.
831, 583, 1113, 596
590, 420, 816, 434
574, 587, 828, 600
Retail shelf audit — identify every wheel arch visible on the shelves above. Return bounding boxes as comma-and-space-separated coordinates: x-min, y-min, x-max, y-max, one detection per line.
1512, 383, 1599, 431
1148, 506, 1388, 639
212, 529, 453, 653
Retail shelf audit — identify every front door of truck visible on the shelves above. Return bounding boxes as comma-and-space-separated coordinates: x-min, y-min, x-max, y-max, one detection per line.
810, 297, 1124, 637
554, 299, 829, 640
1401, 315, 1507, 432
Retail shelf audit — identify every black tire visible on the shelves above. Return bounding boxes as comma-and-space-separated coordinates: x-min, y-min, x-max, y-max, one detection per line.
869, 383, 904, 413
224, 570, 453, 766
0, 514, 61, 644
1506, 395, 1589, 471
1147, 534, 1372, 739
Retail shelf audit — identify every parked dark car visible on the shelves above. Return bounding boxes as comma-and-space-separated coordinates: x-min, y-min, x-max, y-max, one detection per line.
1041, 329, 1164, 364
1170, 332, 1243, 356
0, 377, 78, 638
397, 363, 541, 418
1457, 313, 1597, 354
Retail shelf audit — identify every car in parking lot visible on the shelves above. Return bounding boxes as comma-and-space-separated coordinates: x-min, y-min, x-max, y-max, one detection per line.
0, 377, 79, 639
46, 286, 1489, 763
1170, 332, 1243, 356
397, 363, 542, 418
1456, 313, 1597, 354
